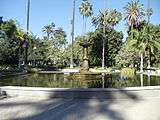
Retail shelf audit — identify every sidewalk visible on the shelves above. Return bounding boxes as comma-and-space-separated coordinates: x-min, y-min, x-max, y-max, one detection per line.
0, 96, 160, 120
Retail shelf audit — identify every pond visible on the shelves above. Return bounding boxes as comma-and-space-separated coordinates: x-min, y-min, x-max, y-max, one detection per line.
0, 73, 160, 88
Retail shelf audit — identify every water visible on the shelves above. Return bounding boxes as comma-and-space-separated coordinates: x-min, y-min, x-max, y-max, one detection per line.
0, 73, 160, 88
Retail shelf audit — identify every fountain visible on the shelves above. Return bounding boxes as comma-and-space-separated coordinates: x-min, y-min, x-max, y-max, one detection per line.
79, 42, 91, 73
69, 40, 101, 81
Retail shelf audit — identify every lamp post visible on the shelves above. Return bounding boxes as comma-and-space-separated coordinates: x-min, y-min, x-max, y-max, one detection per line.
70, 0, 76, 68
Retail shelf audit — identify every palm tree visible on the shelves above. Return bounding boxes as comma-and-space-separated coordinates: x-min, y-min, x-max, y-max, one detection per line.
79, 0, 93, 39
147, 0, 152, 24
24, 0, 30, 66
92, 10, 107, 29
26, 0, 30, 34
128, 25, 160, 72
15, 28, 25, 68
92, 9, 122, 28
70, 0, 76, 68
108, 9, 122, 28
92, 9, 122, 68
146, 0, 153, 68
124, 0, 145, 72
42, 23, 55, 40
79, 0, 93, 71
124, 0, 145, 30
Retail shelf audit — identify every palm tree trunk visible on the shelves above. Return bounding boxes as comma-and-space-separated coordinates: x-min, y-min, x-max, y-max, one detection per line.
84, 17, 87, 42
27, 0, 30, 34
82, 16, 85, 39
25, 46, 28, 66
102, 33, 105, 68
147, 49, 151, 69
147, 0, 151, 69
70, 0, 76, 68
18, 45, 21, 68
140, 53, 143, 73
102, 0, 107, 69
147, 0, 151, 24
24, 0, 30, 67
47, 33, 50, 40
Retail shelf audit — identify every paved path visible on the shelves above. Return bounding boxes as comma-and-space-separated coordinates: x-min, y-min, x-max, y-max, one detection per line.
0, 96, 160, 120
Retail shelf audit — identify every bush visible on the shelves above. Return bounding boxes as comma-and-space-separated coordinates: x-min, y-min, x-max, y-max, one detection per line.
28, 68, 41, 73
121, 67, 136, 78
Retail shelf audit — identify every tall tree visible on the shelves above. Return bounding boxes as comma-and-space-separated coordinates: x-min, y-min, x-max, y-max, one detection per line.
0, 20, 25, 65
127, 24, 160, 72
46, 27, 67, 66
124, 0, 145, 72
79, 0, 93, 39
26, 0, 30, 34
70, 0, 76, 68
42, 23, 55, 40
146, 0, 153, 68
52, 28, 67, 48
24, 0, 31, 66
89, 29, 123, 67
124, 0, 145, 31
92, 9, 122, 67
79, 0, 93, 71
108, 9, 122, 28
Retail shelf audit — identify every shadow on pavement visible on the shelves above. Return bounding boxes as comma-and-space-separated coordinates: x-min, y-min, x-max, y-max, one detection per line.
0, 88, 140, 120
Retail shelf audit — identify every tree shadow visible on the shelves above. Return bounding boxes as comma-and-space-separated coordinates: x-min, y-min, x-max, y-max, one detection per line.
0, 88, 140, 120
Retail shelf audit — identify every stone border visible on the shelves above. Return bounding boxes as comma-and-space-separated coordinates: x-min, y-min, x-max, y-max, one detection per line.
1, 86, 160, 99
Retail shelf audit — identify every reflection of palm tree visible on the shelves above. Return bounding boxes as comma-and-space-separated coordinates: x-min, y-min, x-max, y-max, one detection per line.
79, 0, 93, 40
42, 23, 55, 40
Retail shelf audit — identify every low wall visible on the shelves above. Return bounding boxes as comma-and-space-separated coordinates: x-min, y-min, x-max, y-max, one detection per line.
1, 86, 160, 99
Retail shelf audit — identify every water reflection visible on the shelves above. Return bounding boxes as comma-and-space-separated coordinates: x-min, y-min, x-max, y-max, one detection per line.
0, 73, 160, 88
102, 73, 105, 88
53, 74, 57, 81
147, 74, 150, 86
140, 74, 143, 87
101, 73, 112, 88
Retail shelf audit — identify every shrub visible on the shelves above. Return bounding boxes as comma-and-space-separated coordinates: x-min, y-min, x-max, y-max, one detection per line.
121, 67, 136, 78
28, 68, 40, 73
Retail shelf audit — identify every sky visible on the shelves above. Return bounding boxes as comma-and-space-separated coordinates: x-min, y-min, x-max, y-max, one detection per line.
1, 0, 160, 43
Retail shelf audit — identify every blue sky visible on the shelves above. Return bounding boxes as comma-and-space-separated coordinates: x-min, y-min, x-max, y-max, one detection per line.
1, 0, 160, 43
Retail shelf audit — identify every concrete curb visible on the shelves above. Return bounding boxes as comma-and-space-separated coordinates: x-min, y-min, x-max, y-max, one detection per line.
1, 86, 160, 99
